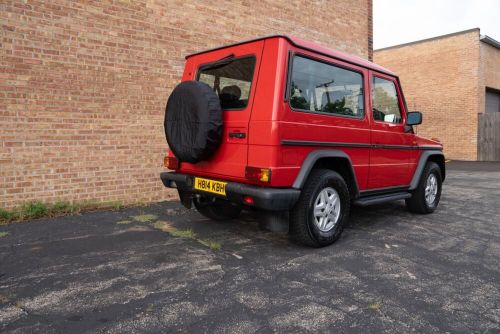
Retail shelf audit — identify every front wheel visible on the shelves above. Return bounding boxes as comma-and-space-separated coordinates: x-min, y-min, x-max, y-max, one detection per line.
290, 169, 350, 247
406, 161, 442, 214
193, 196, 242, 221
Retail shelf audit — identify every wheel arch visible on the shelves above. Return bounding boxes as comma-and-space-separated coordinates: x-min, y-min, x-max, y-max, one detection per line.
292, 150, 359, 198
409, 151, 446, 191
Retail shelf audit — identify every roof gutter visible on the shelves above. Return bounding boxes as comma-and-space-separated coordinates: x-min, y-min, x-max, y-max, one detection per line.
480, 35, 500, 50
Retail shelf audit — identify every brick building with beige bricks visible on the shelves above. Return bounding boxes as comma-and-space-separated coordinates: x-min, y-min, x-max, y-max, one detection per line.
0, 0, 373, 209
374, 29, 500, 161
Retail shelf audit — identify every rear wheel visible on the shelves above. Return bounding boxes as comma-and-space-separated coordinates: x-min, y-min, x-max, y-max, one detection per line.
193, 196, 242, 221
406, 161, 442, 214
290, 169, 350, 247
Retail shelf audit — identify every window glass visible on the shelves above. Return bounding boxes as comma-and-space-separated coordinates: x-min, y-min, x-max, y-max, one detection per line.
197, 57, 256, 110
372, 77, 402, 123
485, 89, 500, 113
289, 56, 364, 117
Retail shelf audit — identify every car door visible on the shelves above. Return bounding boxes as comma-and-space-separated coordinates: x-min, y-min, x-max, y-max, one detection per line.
368, 72, 414, 189
179, 41, 265, 182
279, 52, 371, 190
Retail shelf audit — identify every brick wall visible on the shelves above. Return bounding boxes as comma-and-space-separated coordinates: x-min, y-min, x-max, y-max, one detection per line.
481, 42, 500, 93
0, 0, 372, 209
374, 29, 481, 161
478, 40, 500, 117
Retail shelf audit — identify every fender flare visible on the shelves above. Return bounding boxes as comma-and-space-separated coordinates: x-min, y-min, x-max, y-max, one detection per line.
409, 151, 445, 190
292, 150, 360, 196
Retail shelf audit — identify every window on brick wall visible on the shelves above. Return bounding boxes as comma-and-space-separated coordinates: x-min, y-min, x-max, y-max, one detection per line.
486, 88, 500, 113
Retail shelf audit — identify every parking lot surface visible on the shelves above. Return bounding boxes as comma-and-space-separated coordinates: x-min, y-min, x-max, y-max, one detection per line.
1, 162, 499, 333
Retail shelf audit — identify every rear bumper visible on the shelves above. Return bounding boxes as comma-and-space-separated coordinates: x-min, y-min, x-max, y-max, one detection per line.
160, 172, 300, 211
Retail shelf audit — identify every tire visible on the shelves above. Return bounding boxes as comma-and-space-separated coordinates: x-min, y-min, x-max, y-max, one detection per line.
164, 81, 223, 163
290, 169, 350, 247
406, 161, 442, 214
193, 196, 242, 221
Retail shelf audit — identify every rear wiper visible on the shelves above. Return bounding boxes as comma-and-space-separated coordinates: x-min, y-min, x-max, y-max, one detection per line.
217, 53, 235, 62
203, 53, 235, 70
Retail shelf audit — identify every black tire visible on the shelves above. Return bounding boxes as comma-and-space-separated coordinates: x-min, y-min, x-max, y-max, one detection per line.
193, 196, 242, 221
164, 81, 223, 163
406, 161, 442, 214
290, 169, 350, 247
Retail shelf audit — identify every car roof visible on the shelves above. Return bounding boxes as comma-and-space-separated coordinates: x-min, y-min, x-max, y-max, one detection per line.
185, 35, 396, 77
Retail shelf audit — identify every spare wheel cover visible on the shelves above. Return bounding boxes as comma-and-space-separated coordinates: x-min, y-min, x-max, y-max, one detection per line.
164, 81, 223, 163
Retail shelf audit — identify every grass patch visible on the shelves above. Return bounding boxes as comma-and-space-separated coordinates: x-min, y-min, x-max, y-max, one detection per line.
20, 201, 48, 219
0, 231, 9, 238
79, 200, 123, 211
0, 208, 14, 222
153, 221, 221, 251
169, 228, 195, 239
198, 238, 221, 251
116, 220, 132, 225
153, 221, 194, 237
132, 214, 157, 223
0, 294, 9, 304
51, 201, 73, 214
153, 221, 167, 230
367, 303, 380, 311
0, 200, 125, 225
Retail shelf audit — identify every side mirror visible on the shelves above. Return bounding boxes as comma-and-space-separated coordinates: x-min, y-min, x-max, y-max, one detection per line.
406, 111, 422, 126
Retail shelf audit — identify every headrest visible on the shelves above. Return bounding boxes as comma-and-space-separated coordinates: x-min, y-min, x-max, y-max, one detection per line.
220, 85, 241, 101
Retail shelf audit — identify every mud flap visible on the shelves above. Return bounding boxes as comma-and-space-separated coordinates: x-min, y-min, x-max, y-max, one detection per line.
178, 190, 193, 209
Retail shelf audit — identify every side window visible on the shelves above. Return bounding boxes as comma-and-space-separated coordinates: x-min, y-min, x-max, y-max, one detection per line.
289, 56, 364, 118
197, 57, 256, 110
372, 77, 402, 124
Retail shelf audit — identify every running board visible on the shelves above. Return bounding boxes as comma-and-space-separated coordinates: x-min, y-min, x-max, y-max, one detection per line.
353, 192, 411, 206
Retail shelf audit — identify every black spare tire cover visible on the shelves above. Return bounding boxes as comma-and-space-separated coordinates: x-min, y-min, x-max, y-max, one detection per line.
164, 81, 223, 163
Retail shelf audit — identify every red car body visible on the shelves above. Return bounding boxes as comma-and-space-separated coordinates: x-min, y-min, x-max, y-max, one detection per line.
161, 36, 445, 246
169, 36, 442, 190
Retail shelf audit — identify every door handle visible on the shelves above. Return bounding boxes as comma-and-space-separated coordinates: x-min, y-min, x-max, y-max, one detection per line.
229, 132, 246, 139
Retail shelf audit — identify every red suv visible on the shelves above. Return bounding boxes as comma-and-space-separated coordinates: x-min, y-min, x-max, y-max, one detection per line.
161, 35, 445, 247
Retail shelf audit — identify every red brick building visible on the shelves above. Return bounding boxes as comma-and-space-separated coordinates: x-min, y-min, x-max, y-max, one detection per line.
0, 1, 373, 209
374, 29, 500, 161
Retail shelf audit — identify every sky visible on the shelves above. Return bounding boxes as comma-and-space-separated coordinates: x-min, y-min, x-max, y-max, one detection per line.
374, 0, 500, 49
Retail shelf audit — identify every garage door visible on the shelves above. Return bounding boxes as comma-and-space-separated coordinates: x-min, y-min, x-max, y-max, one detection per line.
486, 89, 500, 113
479, 89, 500, 161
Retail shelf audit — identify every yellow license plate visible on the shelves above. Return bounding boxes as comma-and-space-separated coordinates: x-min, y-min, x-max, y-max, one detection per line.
194, 177, 227, 196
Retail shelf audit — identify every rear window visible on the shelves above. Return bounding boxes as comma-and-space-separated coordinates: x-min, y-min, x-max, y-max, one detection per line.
197, 56, 256, 110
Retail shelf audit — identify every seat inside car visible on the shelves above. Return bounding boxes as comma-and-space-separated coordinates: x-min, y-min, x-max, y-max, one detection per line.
219, 85, 244, 109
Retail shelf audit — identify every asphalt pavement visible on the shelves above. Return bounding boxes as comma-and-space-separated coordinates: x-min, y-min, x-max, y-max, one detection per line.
0, 162, 499, 333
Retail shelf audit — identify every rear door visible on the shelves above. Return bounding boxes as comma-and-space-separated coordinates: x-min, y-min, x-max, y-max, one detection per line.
179, 41, 264, 182
368, 72, 414, 189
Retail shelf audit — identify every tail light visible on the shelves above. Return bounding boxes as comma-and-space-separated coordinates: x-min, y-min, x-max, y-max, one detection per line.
245, 166, 271, 183
164, 156, 179, 170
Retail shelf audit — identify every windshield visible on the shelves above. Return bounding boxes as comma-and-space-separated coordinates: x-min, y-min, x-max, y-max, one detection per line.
197, 56, 256, 110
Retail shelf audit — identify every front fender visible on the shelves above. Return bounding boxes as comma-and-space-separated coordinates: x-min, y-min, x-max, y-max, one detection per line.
409, 151, 445, 190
